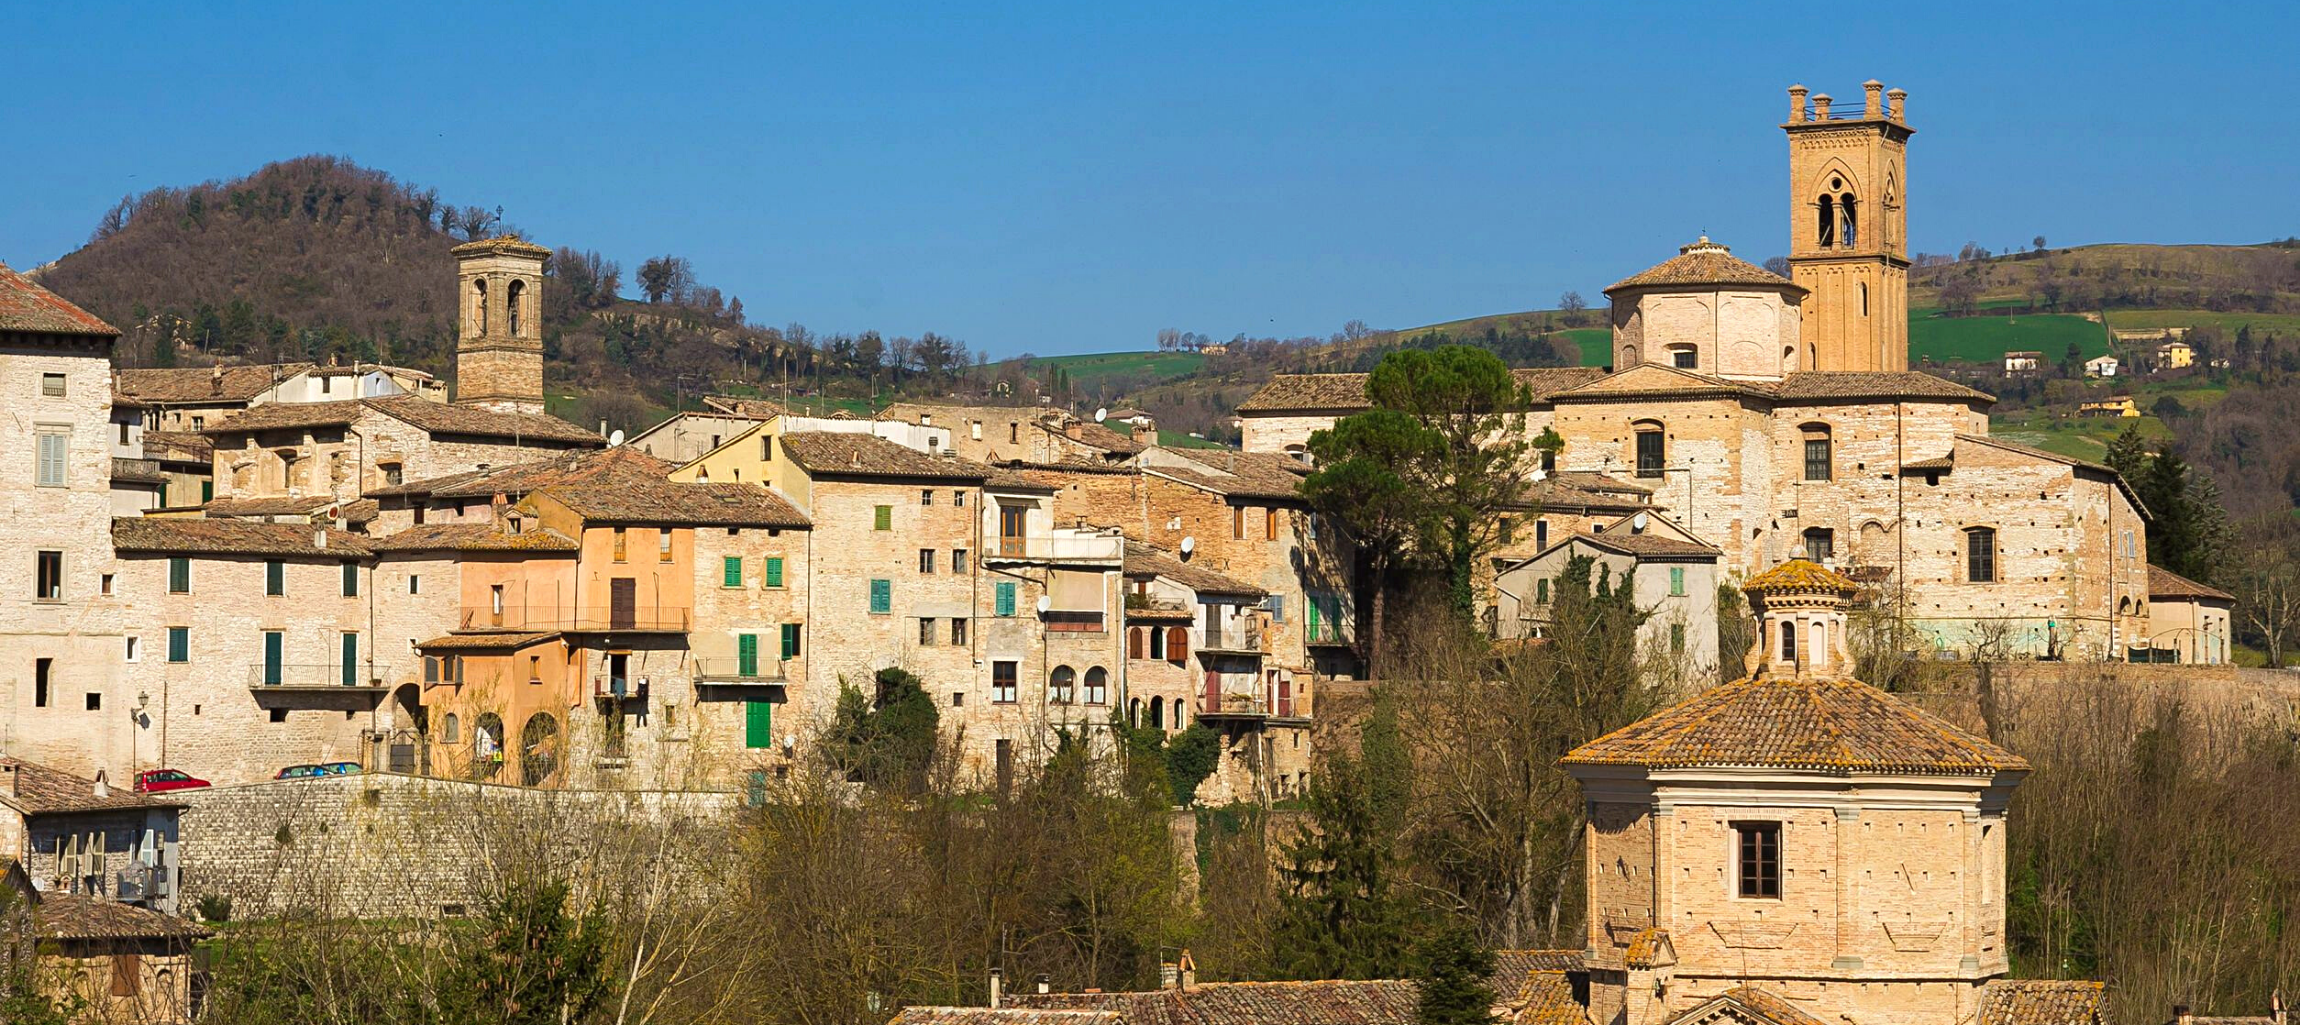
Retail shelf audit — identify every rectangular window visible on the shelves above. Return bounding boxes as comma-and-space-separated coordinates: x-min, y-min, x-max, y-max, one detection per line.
190, 416, 204, 431
1736, 822, 1781, 898
659, 530, 674, 562
1671, 348, 1698, 369
341, 633, 359, 687
341, 563, 358, 597
1804, 437, 1833, 481
764, 556, 785, 588
1233, 505, 1245, 539
118, 421, 130, 445
992, 660, 1018, 703
723, 556, 744, 588
869, 578, 891, 614
35, 551, 63, 601
168, 557, 189, 594
35, 430, 67, 487
1536, 519, 1549, 549
738, 633, 760, 677
1266, 595, 1284, 623
1671, 622, 1686, 654
1803, 529, 1834, 564
1537, 578, 1550, 604
999, 504, 1026, 555
951, 618, 968, 646
613, 528, 628, 561
873, 505, 892, 531
745, 700, 773, 749
1265, 507, 1280, 539
918, 549, 935, 573
528, 655, 541, 683
1669, 566, 1686, 596
918, 617, 936, 645
953, 549, 969, 574
124, 637, 139, 663
781, 623, 801, 659
41, 372, 66, 397
1635, 430, 1664, 478
265, 560, 285, 596
33, 659, 50, 708
200, 480, 213, 503
953, 491, 967, 507
921, 488, 934, 506
100, 573, 112, 596
994, 581, 1018, 617
167, 627, 188, 663
761, 435, 774, 460
1967, 528, 1997, 583
410, 574, 421, 595
262, 631, 284, 686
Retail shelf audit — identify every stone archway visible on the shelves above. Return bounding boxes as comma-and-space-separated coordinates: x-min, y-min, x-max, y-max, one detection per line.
520, 712, 561, 786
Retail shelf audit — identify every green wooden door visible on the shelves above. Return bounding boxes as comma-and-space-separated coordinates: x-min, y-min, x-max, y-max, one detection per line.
262, 631, 283, 686
745, 700, 773, 749
738, 633, 759, 677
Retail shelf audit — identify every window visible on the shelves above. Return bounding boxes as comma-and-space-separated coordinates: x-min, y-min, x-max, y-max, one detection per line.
118, 421, 130, 445
382, 463, 403, 486
168, 557, 189, 594
443, 713, 460, 744
262, 560, 284, 596
1084, 666, 1108, 704
1535, 520, 1549, 549
1966, 527, 1997, 583
1803, 429, 1833, 481
100, 573, 112, 596
993, 660, 1018, 703
921, 489, 934, 506
874, 505, 892, 531
1802, 528, 1834, 564
1537, 578, 1550, 604
999, 504, 1027, 555
1635, 426, 1664, 478
410, 574, 421, 595
738, 633, 761, 676
35, 429, 67, 487
723, 556, 744, 588
41, 373, 66, 397
261, 631, 284, 686
869, 578, 891, 614
952, 549, 969, 574
1233, 505, 1246, 539
1166, 626, 1188, 664
1049, 665, 1075, 703
919, 617, 936, 645
1265, 507, 1280, 539
781, 623, 802, 659
953, 490, 966, 507
124, 637, 139, 663
995, 581, 1016, 617
919, 549, 935, 573
1149, 626, 1167, 660
190, 416, 204, 431
659, 530, 674, 562
341, 632, 360, 687
34, 551, 62, 601
86, 692, 101, 711
1499, 517, 1514, 545
167, 627, 188, 663
490, 584, 505, 615
1671, 623, 1686, 654
745, 700, 774, 749
341, 563, 358, 597
613, 528, 628, 561
1670, 566, 1686, 596
1736, 822, 1781, 898
1670, 346, 1698, 369
33, 659, 50, 707
760, 435, 775, 460
1780, 619, 1797, 662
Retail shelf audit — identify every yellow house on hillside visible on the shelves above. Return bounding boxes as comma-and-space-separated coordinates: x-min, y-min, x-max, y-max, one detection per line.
2077, 396, 2140, 418
2158, 340, 2195, 368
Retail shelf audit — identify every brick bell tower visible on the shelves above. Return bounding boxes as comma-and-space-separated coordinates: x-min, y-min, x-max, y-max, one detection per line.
452, 235, 551, 414
1785, 80, 1911, 373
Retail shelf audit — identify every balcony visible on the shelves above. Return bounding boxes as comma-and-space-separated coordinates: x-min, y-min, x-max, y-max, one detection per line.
689, 657, 790, 700
1197, 686, 1304, 724
458, 604, 690, 633
246, 663, 393, 691
1044, 610, 1107, 634
1197, 625, 1268, 658
986, 531, 1125, 564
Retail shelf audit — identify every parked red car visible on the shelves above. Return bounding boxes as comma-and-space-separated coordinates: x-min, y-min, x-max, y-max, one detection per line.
132, 768, 210, 793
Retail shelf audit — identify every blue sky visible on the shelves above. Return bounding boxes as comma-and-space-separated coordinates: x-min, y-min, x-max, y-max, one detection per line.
8, 1, 2297, 357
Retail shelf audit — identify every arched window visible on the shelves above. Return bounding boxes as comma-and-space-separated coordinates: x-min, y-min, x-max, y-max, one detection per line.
1049, 665, 1075, 704
1129, 697, 1142, 727
473, 279, 489, 334
1633, 420, 1665, 478
507, 280, 525, 335
1284, 443, 1309, 465
1128, 627, 1146, 660
1783, 346, 1799, 374
1083, 667, 1108, 704
1839, 193, 1859, 247
1781, 619, 1798, 663
1166, 626, 1188, 664
442, 712, 460, 744
1966, 527, 1998, 583
1149, 696, 1165, 729
1149, 626, 1167, 660
472, 713, 505, 780
1801, 423, 1833, 481
1816, 194, 1837, 247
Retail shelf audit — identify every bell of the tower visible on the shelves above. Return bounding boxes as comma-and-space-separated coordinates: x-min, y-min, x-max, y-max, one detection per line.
451, 235, 550, 415
1784, 80, 1912, 373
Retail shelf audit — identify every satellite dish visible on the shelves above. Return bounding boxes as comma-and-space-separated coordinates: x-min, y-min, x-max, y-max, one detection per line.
1036, 595, 1053, 613
1180, 536, 1196, 557
1094, 407, 1109, 422
1632, 511, 1649, 532
607, 429, 626, 446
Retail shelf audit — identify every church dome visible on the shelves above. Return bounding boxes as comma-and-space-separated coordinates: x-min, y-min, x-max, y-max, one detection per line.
1603, 237, 1805, 297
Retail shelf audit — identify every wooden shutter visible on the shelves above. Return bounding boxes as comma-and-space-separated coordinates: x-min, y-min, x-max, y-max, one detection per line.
870, 578, 891, 614
874, 505, 892, 531
781, 623, 800, 659
266, 560, 284, 595
262, 632, 283, 686
610, 578, 637, 630
1168, 626, 1189, 664
169, 557, 189, 593
168, 627, 188, 663
340, 633, 358, 687
745, 700, 773, 749
723, 556, 743, 588
342, 562, 358, 597
995, 582, 1015, 617
765, 557, 784, 588
1129, 628, 1145, 659
36, 432, 65, 486
739, 633, 759, 677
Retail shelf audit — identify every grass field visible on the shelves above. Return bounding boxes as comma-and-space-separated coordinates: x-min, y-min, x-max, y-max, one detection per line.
1563, 328, 1611, 367
2102, 309, 2300, 336
991, 351, 1207, 390
1909, 309, 2108, 364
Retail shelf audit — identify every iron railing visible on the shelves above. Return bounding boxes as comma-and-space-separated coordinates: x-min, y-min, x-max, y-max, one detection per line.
247, 664, 392, 689
458, 605, 690, 632
690, 657, 790, 683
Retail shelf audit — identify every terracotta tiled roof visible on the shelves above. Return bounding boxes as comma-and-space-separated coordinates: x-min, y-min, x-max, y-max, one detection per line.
539, 480, 812, 528
1700, 987, 1829, 1025
204, 396, 602, 445
0, 758, 182, 816
0, 263, 118, 336
415, 631, 562, 651
113, 516, 371, 558
1976, 980, 2105, 1025
115, 364, 311, 404
112, 458, 167, 485
1144, 451, 1308, 502
1490, 950, 1587, 1025
1764, 372, 1995, 404
1952, 433, 2113, 476
449, 234, 551, 258
699, 396, 788, 419
1060, 420, 1147, 454
781, 432, 993, 481
1575, 530, 1719, 560
1604, 239, 1803, 295
889, 1010, 1124, 1025
1901, 454, 1955, 472
368, 522, 581, 552
2149, 564, 2234, 602
141, 430, 213, 464
1561, 674, 2028, 775
35, 893, 212, 942
1743, 558, 1859, 595
1124, 541, 1267, 599
986, 468, 1062, 492
203, 495, 379, 525
1620, 928, 1671, 970
1011, 980, 1422, 1025
1237, 368, 1607, 414
371, 447, 674, 499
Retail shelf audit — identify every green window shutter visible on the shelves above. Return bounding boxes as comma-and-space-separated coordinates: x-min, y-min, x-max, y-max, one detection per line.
341, 633, 359, 687
167, 627, 188, 663
1307, 596, 1322, 633
870, 579, 891, 614
342, 563, 358, 597
1670, 567, 1685, 596
262, 632, 283, 686
168, 558, 189, 593
781, 623, 801, 659
739, 633, 759, 677
265, 560, 284, 596
765, 557, 784, 588
745, 700, 774, 749
874, 505, 891, 531
723, 556, 743, 588
995, 581, 1015, 617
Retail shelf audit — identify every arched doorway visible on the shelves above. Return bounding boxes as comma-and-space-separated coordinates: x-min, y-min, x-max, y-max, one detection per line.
472, 713, 505, 781
520, 713, 561, 786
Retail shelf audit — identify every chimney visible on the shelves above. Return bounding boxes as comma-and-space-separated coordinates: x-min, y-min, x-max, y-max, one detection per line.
1035, 974, 1050, 995
1863, 79, 1884, 118
2174, 1005, 2192, 1025
988, 968, 1003, 1009
600, 419, 610, 437
2273, 991, 2287, 1025
1160, 963, 1181, 990
315, 529, 328, 549
1787, 84, 1809, 123
92, 769, 109, 799
1178, 949, 1196, 992
210, 365, 225, 396
1886, 87, 1907, 121
1811, 93, 1833, 120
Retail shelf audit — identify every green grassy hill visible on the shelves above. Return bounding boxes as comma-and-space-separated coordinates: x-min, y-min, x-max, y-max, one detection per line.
984, 350, 1207, 390
1910, 308, 2108, 364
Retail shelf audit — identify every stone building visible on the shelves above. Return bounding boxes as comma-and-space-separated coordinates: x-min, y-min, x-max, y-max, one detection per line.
1234, 82, 2155, 661
2144, 565, 2233, 665
877, 402, 1145, 466
31, 889, 211, 1025
1492, 511, 1722, 683
202, 395, 602, 504
450, 235, 550, 414
1559, 559, 2101, 1025
0, 758, 184, 914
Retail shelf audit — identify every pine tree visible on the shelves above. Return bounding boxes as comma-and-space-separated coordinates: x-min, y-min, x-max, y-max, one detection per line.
2105, 423, 2148, 484
1414, 920, 1498, 1025
1272, 743, 1422, 979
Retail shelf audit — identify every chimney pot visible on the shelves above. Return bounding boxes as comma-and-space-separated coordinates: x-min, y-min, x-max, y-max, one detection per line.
1812, 93, 1833, 120
1787, 84, 1809, 123
988, 968, 1003, 1009
1863, 79, 1884, 118
92, 769, 109, 799
1886, 88, 1907, 121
